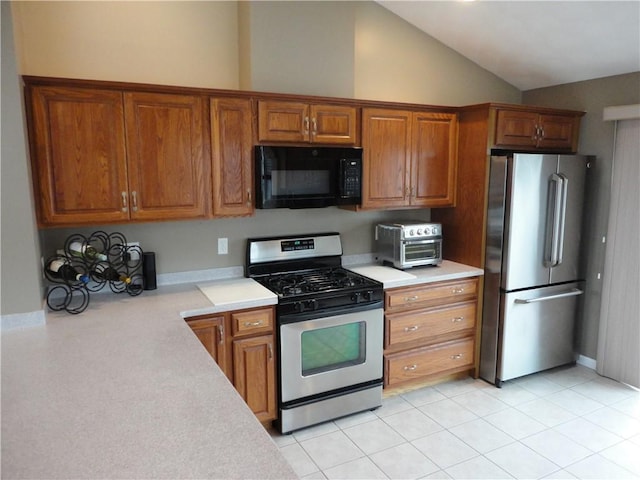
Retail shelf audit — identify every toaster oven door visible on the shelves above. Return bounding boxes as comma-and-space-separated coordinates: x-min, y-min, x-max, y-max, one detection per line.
402, 239, 442, 266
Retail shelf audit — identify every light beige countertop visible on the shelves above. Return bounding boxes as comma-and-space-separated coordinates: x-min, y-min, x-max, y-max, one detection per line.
348, 260, 484, 289
1, 259, 481, 479
1, 284, 295, 480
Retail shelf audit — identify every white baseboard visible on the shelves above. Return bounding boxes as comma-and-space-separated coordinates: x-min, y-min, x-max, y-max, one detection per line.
577, 355, 597, 370
1, 310, 46, 332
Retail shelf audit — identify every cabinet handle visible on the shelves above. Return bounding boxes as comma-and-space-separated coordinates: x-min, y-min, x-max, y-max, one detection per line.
403, 364, 418, 371
247, 189, 252, 205
131, 191, 138, 212
303, 116, 310, 135
244, 321, 263, 327
312, 117, 317, 134
451, 316, 464, 323
451, 353, 463, 360
533, 125, 539, 141
268, 343, 273, 360
121, 191, 128, 212
452, 288, 464, 294
217, 324, 224, 344
404, 295, 419, 302
404, 325, 419, 332
539, 126, 545, 139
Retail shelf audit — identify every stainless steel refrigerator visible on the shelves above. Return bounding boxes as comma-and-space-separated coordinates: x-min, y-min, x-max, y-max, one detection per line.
480, 153, 594, 387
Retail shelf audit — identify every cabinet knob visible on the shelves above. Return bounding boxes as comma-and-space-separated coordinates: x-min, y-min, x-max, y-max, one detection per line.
451, 317, 464, 323
244, 321, 263, 327
403, 364, 418, 371
404, 325, 419, 332
452, 288, 464, 294
405, 295, 419, 302
450, 353, 463, 360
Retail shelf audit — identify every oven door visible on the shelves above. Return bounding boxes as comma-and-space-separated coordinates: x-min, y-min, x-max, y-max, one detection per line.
401, 238, 442, 267
279, 303, 383, 403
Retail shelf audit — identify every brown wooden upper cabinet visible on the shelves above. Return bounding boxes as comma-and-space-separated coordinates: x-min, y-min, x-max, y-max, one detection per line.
494, 108, 580, 151
257, 100, 358, 145
28, 85, 209, 226
210, 98, 254, 217
361, 108, 457, 210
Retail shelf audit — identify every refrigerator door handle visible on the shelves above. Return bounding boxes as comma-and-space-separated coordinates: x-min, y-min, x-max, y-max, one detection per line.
514, 288, 583, 304
556, 174, 569, 266
545, 173, 564, 267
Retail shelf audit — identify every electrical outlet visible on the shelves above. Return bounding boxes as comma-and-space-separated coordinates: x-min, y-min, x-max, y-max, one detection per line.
218, 237, 228, 255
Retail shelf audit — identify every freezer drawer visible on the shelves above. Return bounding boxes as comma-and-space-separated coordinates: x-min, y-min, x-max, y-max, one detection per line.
497, 282, 582, 384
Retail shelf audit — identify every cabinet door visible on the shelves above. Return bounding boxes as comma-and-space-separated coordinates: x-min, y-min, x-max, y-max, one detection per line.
211, 98, 253, 216
537, 114, 579, 150
28, 86, 129, 226
361, 108, 412, 209
258, 100, 309, 143
411, 112, 458, 207
494, 109, 538, 148
186, 316, 230, 379
310, 105, 358, 145
233, 335, 277, 422
124, 92, 209, 221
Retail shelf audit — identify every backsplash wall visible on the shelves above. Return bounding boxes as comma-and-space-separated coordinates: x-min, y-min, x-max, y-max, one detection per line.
40, 208, 425, 275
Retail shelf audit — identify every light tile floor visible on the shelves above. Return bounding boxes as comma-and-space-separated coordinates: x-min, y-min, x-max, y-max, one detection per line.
268, 365, 640, 479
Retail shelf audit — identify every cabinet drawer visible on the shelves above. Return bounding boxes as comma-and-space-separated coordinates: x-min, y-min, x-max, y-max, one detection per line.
386, 278, 477, 311
385, 301, 476, 348
231, 308, 274, 337
385, 338, 474, 387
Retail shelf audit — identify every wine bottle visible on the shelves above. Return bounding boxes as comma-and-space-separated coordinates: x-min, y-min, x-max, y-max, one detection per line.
48, 259, 89, 284
93, 264, 131, 284
69, 241, 107, 262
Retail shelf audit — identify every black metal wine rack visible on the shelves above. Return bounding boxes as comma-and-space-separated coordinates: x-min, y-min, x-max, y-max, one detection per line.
44, 231, 144, 315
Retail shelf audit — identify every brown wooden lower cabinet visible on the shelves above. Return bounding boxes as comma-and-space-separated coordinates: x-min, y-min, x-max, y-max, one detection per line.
186, 306, 277, 422
383, 277, 479, 389
385, 337, 474, 387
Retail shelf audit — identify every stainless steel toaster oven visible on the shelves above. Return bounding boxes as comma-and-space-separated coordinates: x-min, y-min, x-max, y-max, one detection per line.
375, 222, 443, 269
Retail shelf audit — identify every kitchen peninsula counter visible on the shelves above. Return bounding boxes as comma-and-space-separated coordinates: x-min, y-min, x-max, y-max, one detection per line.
1, 283, 295, 480
1, 260, 482, 478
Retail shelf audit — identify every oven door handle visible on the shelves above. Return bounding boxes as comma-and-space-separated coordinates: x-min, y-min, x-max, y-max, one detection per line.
402, 238, 440, 245
278, 300, 383, 325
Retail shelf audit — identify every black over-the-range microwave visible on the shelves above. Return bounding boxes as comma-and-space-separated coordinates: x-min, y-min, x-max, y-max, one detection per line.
255, 145, 363, 209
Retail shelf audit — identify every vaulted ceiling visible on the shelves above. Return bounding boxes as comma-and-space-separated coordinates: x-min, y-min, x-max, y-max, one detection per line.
377, 1, 640, 91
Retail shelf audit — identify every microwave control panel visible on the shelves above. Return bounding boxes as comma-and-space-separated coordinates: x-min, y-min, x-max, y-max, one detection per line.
340, 159, 362, 198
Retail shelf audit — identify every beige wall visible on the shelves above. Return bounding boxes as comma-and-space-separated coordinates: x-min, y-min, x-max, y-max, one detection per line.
523, 71, 640, 360
6, 1, 522, 320
1, 2, 43, 316
11, 1, 240, 89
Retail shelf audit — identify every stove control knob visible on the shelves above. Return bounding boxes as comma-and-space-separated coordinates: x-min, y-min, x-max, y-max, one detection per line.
294, 301, 304, 313
417, 228, 423, 235
305, 299, 317, 311
351, 292, 362, 304
362, 290, 374, 302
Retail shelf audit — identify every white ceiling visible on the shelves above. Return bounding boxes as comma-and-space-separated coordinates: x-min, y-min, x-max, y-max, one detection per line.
377, 1, 640, 91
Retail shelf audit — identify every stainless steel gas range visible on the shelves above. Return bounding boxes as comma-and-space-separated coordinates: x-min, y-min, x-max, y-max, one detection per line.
245, 232, 383, 434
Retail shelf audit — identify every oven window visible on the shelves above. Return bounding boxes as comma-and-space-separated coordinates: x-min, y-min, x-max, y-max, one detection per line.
405, 242, 439, 261
301, 322, 366, 376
